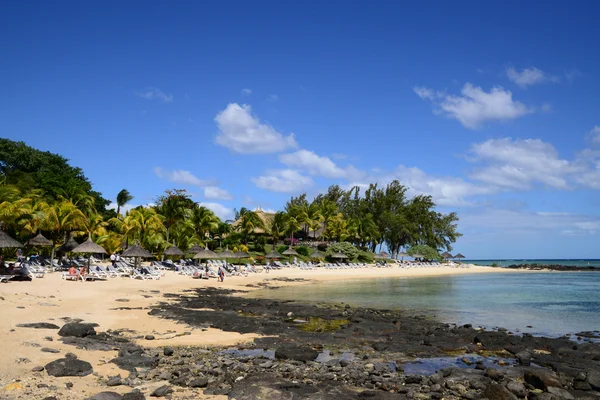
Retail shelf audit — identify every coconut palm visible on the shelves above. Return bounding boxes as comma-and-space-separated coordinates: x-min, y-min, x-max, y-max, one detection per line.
268, 211, 288, 245
235, 207, 264, 244
191, 205, 220, 240
116, 189, 134, 216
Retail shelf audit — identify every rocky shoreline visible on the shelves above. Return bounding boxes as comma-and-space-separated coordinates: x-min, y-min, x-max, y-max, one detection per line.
12, 285, 600, 399
502, 264, 600, 272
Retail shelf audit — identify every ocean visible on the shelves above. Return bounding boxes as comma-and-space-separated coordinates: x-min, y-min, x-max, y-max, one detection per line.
466, 259, 600, 268
250, 272, 600, 337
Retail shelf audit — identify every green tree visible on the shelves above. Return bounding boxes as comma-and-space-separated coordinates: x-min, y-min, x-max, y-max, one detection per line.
235, 207, 265, 244
116, 189, 134, 216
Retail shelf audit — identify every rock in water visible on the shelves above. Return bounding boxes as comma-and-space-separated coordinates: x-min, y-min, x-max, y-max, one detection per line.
16, 322, 60, 329
85, 392, 123, 400
274, 344, 318, 361
45, 358, 93, 377
58, 322, 97, 338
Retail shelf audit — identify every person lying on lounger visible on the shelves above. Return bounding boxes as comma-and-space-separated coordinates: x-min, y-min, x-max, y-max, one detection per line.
68, 265, 78, 276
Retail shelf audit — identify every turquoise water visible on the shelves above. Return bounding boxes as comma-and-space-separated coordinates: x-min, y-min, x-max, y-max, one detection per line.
467, 259, 600, 267
251, 272, 600, 337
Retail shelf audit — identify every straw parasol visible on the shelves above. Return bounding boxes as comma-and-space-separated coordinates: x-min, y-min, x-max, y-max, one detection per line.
375, 252, 389, 259
331, 252, 348, 259
163, 244, 184, 256
412, 253, 424, 259
122, 243, 153, 267
0, 230, 24, 248
234, 250, 249, 258
441, 251, 452, 261
282, 248, 299, 256
217, 247, 236, 269
310, 250, 325, 259
397, 251, 409, 263
72, 236, 107, 271
265, 250, 280, 259
193, 246, 218, 259
26, 233, 52, 247
454, 253, 465, 260
187, 243, 204, 254
59, 235, 79, 253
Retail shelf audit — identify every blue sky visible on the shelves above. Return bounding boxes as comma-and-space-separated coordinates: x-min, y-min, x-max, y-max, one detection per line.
2, 1, 600, 259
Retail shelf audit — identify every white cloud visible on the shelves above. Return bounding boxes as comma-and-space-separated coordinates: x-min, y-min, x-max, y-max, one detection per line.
204, 186, 233, 200
241, 88, 252, 96
415, 83, 533, 129
252, 169, 313, 193
214, 103, 298, 154
589, 126, 600, 145
469, 138, 578, 190
199, 202, 234, 221
267, 94, 279, 102
573, 149, 600, 189
506, 66, 559, 88
279, 149, 362, 180
153, 167, 212, 187
135, 87, 173, 103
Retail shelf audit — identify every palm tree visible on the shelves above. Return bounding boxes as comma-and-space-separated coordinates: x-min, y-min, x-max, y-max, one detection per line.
42, 197, 88, 265
318, 199, 338, 238
215, 222, 231, 248
191, 205, 220, 240
235, 207, 265, 244
116, 189, 134, 216
268, 211, 288, 246
155, 193, 188, 257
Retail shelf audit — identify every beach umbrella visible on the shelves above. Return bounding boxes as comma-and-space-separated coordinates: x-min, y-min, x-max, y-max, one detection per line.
122, 243, 153, 267
282, 248, 299, 256
218, 247, 236, 269
454, 253, 465, 261
412, 253, 424, 260
187, 243, 204, 254
310, 250, 325, 259
0, 230, 24, 249
441, 251, 452, 262
375, 252, 389, 259
163, 244, 184, 256
397, 251, 409, 263
59, 235, 80, 253
193, 246, 218, 259
265, 250, 280, 259
234, 250, 249, 258
26, 233, 52, 247
72, 236, 107, 272
331, 252, 348, 259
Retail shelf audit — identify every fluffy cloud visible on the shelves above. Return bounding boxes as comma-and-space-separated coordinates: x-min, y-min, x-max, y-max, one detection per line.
135, 87, 173, 103
199, 202, 234, 221
415, 83, 533, 129
506, 66, 559, 88
204, 186, 233, 200
279, 149, 362, 180
573, 149, 600, 189
215, 103, 298, 154
252, 169, 313, 193
153, 167, 212, 187
241, 88, 252, 96
589, 126, 600, 145
469, 138, 578, 190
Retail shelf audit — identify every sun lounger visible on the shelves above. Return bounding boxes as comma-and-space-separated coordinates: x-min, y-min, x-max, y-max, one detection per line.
0, 275, 14, 283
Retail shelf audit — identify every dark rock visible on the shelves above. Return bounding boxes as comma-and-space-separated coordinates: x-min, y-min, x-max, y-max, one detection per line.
65, 352, 78, 359
474, 331, 516, 350
31, 366, 45, 372
144, 335, 155, 340
119, 344, 144, 357
41, 347, 60, 353
45, 357, 93, 377
524, 369, 561, 390
66, 382, 74, 389
58, 322, 97, 338
106, 375, 122, 386
16, 322, 60, 329
86, 392, 123, 400
587, 370, 600, 390
573, 380, 592, 391
150, 385, 173, 397
111, 354, 158, 371
482, 383, 518, 400
42, 397, 58, 400
547, 387, 574, 399
274, 344, 318, 362
122, 390, 146, 400
506, 380, 527, 398
188, 377, 209, 388
485, 368, 505, 381
163, 347, 174, 356
515, 350, 531, 366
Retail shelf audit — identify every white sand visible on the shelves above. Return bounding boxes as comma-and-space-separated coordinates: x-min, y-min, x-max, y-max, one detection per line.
0, 263, 511, 399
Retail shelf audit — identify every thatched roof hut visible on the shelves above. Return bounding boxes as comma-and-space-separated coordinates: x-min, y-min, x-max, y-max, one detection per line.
122, 244, 153, 258
163, 245, 184, 256
26, 233, 53, 247
0, 230, 24, 248
72, 237, 107, 254
193, 247, 218, 259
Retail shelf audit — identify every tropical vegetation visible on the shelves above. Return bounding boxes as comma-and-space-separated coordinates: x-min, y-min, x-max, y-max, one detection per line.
0, 139, 461, 261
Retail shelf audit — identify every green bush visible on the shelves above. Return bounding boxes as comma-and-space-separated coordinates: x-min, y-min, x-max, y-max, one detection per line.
317, 243, 328, 252
296, 246, 310, 257
329, 242, 360, 261
407, 245, 440, 261
357, 250, 374, 263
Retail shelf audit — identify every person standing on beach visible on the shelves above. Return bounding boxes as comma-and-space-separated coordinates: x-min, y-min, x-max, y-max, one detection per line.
110, 253, 116, 267
16, 249, 23, 263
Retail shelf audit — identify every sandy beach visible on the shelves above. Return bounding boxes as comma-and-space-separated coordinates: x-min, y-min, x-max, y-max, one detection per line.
0, 264, 511, 399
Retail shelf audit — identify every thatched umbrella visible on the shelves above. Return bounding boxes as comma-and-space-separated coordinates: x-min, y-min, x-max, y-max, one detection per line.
397, 251, 409, 263
59, 235, 80, 253
72, 236, 107, 272
193, 246, 218, 267
375, 252, 388, 259
187, 243, 204, 255
218, 248, 236, 269
265, 250, 280, 259
234, 250, 249, 258
122, 243, 153, 267
412, 253, 424, 260
310, 250, 325, 259
164, 244, 184, 257
454, 253, 465, 261
26, 233, 52, 247
0, 230, 24, 251
441, 251, 452, 262
282, 248, 299, 256
331, 252, 348, 259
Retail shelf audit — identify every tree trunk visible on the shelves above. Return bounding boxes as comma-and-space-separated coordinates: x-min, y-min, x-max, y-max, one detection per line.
163, 228, 170, 261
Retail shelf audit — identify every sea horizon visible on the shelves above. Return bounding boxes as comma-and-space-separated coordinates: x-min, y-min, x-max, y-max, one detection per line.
465, 259, 600, 267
